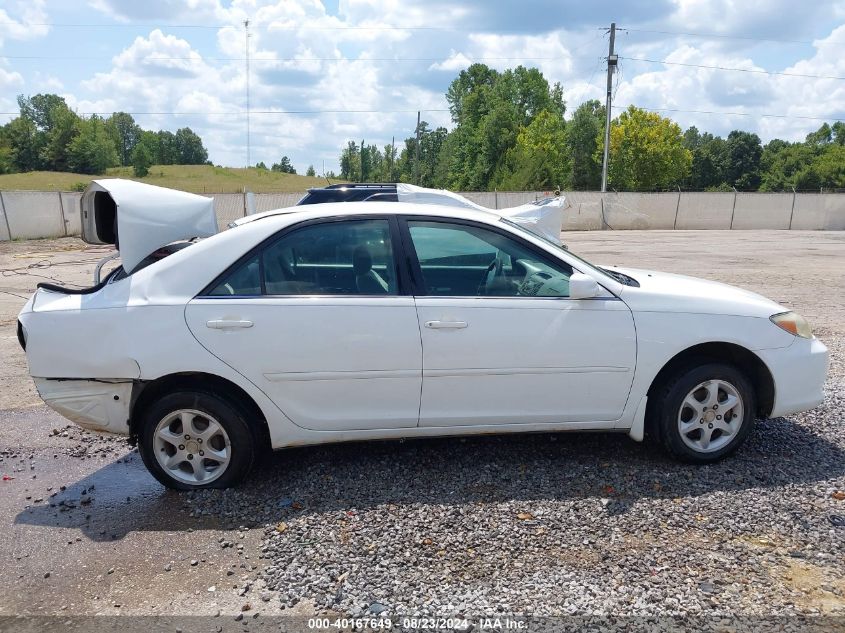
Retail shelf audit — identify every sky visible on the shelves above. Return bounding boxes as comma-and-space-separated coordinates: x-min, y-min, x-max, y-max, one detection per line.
2, 0, 845, 174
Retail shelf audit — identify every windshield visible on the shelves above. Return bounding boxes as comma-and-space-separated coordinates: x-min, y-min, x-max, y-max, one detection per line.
499, 218, 616, 283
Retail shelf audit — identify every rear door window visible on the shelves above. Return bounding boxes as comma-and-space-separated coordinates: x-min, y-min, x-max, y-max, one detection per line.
206, 219, 398, 296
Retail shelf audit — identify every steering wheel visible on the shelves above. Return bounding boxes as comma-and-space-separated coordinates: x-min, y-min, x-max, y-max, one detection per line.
477, 255, 504, 295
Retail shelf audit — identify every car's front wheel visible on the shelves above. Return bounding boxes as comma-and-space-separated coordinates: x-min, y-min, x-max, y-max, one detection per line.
653, 363, 756, 462
138, 391, 257, 490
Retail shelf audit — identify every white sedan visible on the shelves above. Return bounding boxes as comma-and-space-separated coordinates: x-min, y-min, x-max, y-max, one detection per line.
17, 182, 829, 489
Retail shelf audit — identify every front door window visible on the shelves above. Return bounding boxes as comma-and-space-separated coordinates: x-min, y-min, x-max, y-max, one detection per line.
407, 220, 573, 297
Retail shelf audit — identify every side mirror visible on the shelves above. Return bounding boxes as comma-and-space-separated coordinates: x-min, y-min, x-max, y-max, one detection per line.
569, 272, 600, 299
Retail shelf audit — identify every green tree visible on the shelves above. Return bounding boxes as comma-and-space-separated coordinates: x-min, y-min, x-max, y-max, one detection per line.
255, 161, 268, 170
445, 63, 499, 124
15, 94, 82, 171
306, 165, 316, 177
106, 112, 142, 166
0, 125, 14, 174
441, 63, 564, 190
17, 94, 68, 129
683, 128, 729, 190
0, 145, 13, 174
565, 100, 604, 190
396, 122, 448, 186
360, 139, 371, 181
271, 156, 296, 174
174, 127, 208, 164
67, 115, 119, 174
598, 105, 692, 191
41, 105, 79, 172
805, 123, 832, 146
2, 94, 210, 175
131, 134, 155, 177
156, 130, 178, 164
495, 109, 568, 190
759, 140, 814, 191
725, 130, 762, 190
832, 121, 845, 145
379, 141, 399, 182
810, 144, 845, 189
3, 116, 43, 171
339, 141, 360, 181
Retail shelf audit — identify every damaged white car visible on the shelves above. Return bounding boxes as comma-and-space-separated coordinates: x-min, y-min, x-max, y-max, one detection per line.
17, 180, 828, 489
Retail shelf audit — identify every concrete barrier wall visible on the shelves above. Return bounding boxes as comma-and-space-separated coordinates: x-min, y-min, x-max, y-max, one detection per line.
59, 192, 82, 236
0, 192, 11, 241
2, 191, 67, 239
564, 192, 604, 231
732, 193, 793, 230
254, 193, 304, 212
1, 189, 844, 240
207, 193, 246, 229
676, 192, 735, 229
792, 194, 845, 230
462, 191, 550, 209
604, 192, 679, 229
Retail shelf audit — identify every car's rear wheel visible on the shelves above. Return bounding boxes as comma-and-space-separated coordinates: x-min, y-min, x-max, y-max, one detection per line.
653, 363, 756, 463
138, 391, 257, 490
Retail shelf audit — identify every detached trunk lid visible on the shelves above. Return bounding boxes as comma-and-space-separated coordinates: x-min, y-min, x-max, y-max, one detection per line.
80, 179, 217, 273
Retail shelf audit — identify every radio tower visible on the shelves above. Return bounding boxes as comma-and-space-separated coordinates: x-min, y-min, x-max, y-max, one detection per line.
244, 18, 251, 168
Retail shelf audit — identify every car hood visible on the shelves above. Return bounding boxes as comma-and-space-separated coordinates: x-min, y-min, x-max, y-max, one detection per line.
602, 266, 786, 318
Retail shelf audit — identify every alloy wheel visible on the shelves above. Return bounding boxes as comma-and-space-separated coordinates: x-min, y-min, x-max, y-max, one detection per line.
677, 379, 745, 454
153, 409, 231, 485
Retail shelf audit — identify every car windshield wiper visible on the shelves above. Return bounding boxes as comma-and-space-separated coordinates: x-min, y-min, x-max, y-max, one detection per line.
599, 267, 640, 287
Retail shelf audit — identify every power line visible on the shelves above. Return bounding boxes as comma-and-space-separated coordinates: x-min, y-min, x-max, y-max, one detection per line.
0, 54, 574, 63
616, 27, 819, 46
621, 56, 845, 81
3, 19, 828, 43
0, 108, 451, 116
0, 20, 560, 32
0, 20, 225, 29
612, 104, 845, 122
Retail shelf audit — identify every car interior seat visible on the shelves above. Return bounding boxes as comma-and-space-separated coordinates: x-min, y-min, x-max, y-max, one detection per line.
353, 246, 389, 294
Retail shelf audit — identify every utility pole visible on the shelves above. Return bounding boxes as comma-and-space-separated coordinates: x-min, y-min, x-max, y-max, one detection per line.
601, 22, 617, 193
244, 19, 251, 168
360, 138, 365, 182
390, 135, 395, 181
414, 111, 421, 185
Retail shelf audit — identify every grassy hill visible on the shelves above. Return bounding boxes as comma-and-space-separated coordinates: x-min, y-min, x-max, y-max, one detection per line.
0, 165, 336, 193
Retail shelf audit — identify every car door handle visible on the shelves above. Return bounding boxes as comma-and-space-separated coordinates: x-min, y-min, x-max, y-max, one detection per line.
206, 319, 254, 329
424, 320, 468, 329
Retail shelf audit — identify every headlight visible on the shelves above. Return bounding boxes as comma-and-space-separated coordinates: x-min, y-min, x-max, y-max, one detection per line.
770, 311, 813, 339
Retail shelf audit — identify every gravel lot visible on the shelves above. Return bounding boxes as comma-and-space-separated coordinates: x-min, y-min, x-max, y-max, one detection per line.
1, 230, 844, 624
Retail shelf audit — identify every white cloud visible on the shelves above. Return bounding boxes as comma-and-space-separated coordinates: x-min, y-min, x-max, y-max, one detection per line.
667, 0, 845, 43
429, 51, 473, 72
109, 29, 208, 78
0, 66, 24, 89
5, 0, 845, 170
0, 0, 49, 47
88, 0, 222, 22
610, 22, 845, 141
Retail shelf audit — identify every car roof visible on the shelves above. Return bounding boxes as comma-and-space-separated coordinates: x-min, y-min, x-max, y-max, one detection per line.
308, 183, 396, 191
232, 200, 502, 228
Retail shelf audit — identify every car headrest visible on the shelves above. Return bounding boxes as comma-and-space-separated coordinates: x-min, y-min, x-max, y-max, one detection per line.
352, 246, 373, 276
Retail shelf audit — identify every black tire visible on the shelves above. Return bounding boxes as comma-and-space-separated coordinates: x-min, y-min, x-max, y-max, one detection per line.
138, 390, 258, 490
652, 362, 756, 463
